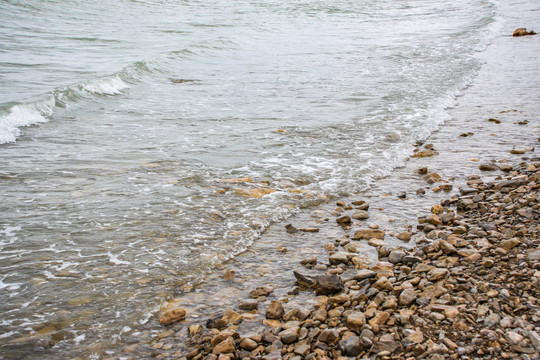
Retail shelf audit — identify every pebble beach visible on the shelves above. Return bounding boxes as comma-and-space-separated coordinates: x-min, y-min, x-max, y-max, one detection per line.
105, 19, 540, 360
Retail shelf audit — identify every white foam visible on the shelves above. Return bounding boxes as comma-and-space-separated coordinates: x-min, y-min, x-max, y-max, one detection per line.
108, 253, 130, 265
0, 331, 17, 339
0, 226, 21, 237
81, 76, 129, 96
0, 100, 53, 144
73, 334, 86, 345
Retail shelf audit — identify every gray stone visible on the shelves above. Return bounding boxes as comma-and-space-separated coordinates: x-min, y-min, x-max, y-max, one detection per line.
399, 288, 417, 306
279, 327, 300, 344
388, 250, 406, 264
352, 210, 369, 220
318, 329, 340, 345
315, 274, 344, 295
238, 299, 259, 311
340, 335, 362, 357
355, 269, 376, 280
329, 252, 349, 265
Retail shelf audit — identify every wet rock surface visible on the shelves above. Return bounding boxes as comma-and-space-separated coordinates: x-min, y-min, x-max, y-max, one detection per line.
132, 158, 539, 360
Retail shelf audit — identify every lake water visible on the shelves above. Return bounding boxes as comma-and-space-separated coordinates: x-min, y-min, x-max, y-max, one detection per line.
0, 0, 538, 358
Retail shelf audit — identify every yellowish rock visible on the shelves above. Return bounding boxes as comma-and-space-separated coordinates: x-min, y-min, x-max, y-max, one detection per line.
159, 308, 186, 325
431, 205, 444, 214
369, 311, 390, 327
411, 150, 439, 158
234, 188, 276, 198
217, 177, 253, 183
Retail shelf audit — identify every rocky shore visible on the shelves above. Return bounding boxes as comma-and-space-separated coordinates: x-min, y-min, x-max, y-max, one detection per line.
131, 152, 539, 360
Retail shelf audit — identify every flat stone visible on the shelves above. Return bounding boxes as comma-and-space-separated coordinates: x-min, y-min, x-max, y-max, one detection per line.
352, 210, 370, 220
415, 263, 434, 272
329, 252, 349, 265
479, 163, 499, 171
444, 307, 459, 319
355, 269, 377, 280
250, 285, 275, 298
500, 238, 520, 251
293, 343, 311, 357
396, 232, 411, 241
411, 149, 439, 158
300, 257, 317, 265
368, 239, 386, 247
336, 215, 351, 226
507, 332, 523, 344
352, 229, 385, 240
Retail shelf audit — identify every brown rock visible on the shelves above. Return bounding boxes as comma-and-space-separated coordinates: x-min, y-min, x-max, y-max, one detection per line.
238, 299, 259, 311
411, 149, 439, 158
212, 337, 236, 355
159, 308, 187, 325
500, 238, 520, 251
294, 343, 311, 357
266, 300, 284, 319
312, 308, 327, 322
346, 312, 367, 332
222, 309, 242, 324
315, 274, 344, 295
399, 288, 417, 306
352, 210, 370, 220
372, 277, 393, 291
250, 284, 275, 298
352, 229, 385, 240
408, 330, 424, 344
431, 204, 444, 214
279, 327, 300, 344
479, 163, 498, 171
423, 172, 443, 184
223, 270, 235, 281
513, 28, 537, 36
369, 311, 390, 328
425, 214, 442, 226
300, 257, 317, 266
396, 232, 411, 241
336, 215, 351, 226
240, 338, 258, 351
234, 188, 276, 198
329, 252, 349, 265
428, 268, 449, 281
318, 329, 340, 345
299, 227, 319, 232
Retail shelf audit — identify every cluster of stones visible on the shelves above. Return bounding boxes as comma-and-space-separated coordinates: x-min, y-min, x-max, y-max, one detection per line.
165, 161, 539, 360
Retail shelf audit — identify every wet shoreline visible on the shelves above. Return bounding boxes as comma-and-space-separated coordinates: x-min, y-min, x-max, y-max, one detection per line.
118, 125, 539, 360
109, 27, 540, 358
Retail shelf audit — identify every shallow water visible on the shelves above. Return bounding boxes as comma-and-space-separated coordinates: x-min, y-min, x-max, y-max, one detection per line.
0, 0, 538, 358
